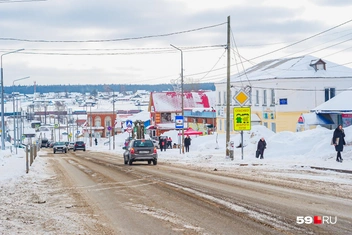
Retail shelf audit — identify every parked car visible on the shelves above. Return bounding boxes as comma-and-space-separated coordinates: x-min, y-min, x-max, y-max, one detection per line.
68, 142, 75, 150
123, 139, 158, 165
74, 141, 86, 151
53, 142, 67, 154
48, 141, 55, 148
41, 138, 49, 148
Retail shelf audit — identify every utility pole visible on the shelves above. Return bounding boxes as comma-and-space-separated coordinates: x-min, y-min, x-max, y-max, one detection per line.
112, 90, 115, 150
226, 15, 231, 157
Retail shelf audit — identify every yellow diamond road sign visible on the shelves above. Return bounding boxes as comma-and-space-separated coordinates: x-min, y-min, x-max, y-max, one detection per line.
234, 89, 249, 106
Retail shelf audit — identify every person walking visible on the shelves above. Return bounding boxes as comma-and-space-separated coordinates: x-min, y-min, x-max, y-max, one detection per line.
184, 135, 191, 152
167, 137, 172, 149
163, 137, 167, 151
94, 138, 98, 146
159, 137, 164, 151
256, 137, 266, 159
333, 124, 346, 163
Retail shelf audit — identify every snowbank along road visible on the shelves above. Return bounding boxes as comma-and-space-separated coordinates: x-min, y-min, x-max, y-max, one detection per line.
2, 148, 351, 234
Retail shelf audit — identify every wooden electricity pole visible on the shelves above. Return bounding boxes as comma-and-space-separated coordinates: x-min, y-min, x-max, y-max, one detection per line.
226, 15, 231, 157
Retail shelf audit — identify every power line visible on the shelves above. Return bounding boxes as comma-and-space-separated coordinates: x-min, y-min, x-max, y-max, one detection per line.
4, 45, 223, 56
191, 18, 352, 81
231, 85, 352, 92
0, 0, 47, 3
0, 22, 226, 43
248, 18, 352, 61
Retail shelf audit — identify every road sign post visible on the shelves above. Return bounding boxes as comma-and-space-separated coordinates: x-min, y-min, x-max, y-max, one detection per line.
234, 106, 251, 160
175, 115, 184, 154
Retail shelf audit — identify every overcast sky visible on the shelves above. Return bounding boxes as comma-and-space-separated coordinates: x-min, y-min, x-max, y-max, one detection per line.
1, 0, 352, 87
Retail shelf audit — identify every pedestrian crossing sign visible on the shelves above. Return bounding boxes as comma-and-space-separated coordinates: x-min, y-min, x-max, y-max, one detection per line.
233, 107, 251, 131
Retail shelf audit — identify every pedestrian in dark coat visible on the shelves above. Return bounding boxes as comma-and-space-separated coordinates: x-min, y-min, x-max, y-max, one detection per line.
184, 135, 191, 152
256, 137, 266, 159
159, 137, 164, 151
163, 138, 167, 151
333, 125, 346, 162
94, 138, 98, 146
167, 137, 172, 149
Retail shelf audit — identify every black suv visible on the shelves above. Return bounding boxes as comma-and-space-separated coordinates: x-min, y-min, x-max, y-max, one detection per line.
74, 141, 86, 151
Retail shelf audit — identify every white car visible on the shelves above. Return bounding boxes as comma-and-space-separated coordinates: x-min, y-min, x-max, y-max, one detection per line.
53, 142, 68, 154
68, 142, 75, 150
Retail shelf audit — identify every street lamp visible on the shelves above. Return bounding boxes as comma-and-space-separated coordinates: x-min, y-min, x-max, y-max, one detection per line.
85, 101, 95, 147
12, 76, 30, 153
211, 107, 216, 134
1, 48, 24, 150
170, 44, 184, 154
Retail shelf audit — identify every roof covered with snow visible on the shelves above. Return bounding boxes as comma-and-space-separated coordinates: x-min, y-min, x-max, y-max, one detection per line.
151, 91, 216, 112
311, 88, 352, 113
217, 55, 352, 83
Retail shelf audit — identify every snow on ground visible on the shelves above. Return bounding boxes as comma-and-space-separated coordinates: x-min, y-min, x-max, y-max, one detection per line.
1, 103, 352, 233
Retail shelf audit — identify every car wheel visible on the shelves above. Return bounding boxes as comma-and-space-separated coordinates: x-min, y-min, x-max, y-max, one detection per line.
74, 149, 76, 151
124, 157, 128, 165
148, 160, 151, 165
54, 150, 56, 154
128, 158, 133, 165
83, 149, 86, 151
65, 150, 67, 153
153, 159, 157, 165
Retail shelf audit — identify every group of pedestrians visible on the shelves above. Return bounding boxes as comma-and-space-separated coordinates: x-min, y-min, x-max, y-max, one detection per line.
156, 124, 347, 163
254, 124, 346, 163
158, 136, 192, 152
159, 137, 173, 151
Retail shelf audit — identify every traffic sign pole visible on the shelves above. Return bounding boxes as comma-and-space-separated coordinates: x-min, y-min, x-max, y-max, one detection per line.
233, 106, 251, 160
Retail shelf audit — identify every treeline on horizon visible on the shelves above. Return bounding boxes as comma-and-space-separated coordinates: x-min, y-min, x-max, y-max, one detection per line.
8, 83, 215, 95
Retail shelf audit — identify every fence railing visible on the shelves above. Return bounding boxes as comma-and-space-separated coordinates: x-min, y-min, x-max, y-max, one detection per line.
26, 143, 40, 173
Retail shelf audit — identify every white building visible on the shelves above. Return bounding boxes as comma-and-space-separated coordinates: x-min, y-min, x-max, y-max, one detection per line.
215, 55, 352, 132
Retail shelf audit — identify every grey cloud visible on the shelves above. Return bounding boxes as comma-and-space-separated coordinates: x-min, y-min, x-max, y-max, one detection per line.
0, 0, 330, 48
310, 0, 352, 6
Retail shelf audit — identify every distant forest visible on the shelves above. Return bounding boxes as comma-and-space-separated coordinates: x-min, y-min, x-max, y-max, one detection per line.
7, 83, 215, 95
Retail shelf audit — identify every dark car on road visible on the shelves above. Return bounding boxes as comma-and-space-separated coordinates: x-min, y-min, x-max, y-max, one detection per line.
74, 141, 86, 151
123, 139, 158, 165
41, 138, 49, 148
53, 142, 68, 154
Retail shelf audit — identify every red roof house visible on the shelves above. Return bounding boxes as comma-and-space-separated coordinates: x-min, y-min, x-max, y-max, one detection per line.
148, 91, 215, 136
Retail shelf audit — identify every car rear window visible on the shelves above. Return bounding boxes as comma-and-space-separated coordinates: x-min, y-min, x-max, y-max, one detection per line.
133, 140, 153, 147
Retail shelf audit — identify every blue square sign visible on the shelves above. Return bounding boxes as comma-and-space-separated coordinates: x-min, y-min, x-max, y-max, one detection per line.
175, 115, 184, 129
126, 120, 133, 127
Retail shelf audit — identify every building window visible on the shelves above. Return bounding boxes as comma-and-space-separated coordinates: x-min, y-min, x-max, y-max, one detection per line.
271, 122, 276, 132
94, 116, 101, 127
161, 113, 172, 122
263, 122, 268, 128
270, 89, 275, 105
325, 88, 336, 101
223, 91, 227, 105
263, 90, 267, 106
105, 116, 111, 128
218, 91, 221, 105
255, 90, 259, 105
